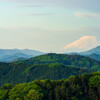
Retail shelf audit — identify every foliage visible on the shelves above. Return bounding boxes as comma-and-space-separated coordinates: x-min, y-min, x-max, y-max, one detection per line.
0, 53, 100, 85
22, 53, 100, 69
0, 72, 100, 100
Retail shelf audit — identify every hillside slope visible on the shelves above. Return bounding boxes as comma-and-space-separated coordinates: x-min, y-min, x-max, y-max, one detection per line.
0, 53, 100, 85
19, 53, 100, 70
0, 72, 100, 100
0, 63, 91, 86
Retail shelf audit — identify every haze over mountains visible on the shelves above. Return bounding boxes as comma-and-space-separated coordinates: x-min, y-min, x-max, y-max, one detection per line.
67, 46, 100, 61
0, 46, 100, 62
80, 46, 100, 55
80, 46, 100, 61
0, 49, 44, 62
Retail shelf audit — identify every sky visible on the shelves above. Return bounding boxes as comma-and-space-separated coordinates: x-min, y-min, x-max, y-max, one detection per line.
0, 0, 100, 53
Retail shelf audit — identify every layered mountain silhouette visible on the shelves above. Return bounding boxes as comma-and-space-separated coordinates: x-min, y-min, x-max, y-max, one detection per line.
0, 53, 100, 85
0, 46, 100, 63
80, 46, 100, 61
0, 49, 44, 62
68, 46, 100, 61
80, 46, 100, 55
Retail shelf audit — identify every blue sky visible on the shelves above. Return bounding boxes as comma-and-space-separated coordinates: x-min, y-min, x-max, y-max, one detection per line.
0, 0, 100, 52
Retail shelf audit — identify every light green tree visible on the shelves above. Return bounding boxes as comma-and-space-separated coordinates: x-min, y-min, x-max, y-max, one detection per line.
24, 89, 43, 100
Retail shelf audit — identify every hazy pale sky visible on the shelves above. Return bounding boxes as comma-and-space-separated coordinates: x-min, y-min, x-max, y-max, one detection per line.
0, 0, 100, 53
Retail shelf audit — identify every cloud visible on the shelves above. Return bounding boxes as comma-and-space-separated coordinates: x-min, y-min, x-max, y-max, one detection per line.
24, 13, 55, 16
63, 36, 98, 52
1, 0, 100, 13
74, 12, 100, 18
18, 5, 45, 8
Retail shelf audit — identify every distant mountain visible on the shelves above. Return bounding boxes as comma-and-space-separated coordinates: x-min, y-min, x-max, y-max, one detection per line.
78, 46, 100, 61
66, 46, 100, 61
0, 49, 44, 62
80, 46, 100, 55
67, 52, 79, 55
87, 53, 100, 61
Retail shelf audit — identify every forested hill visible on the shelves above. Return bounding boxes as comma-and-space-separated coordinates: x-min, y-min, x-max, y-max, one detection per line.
0, 53, 100, 85
0, 63, 91, 86
0, 72, 100, 100
18, 53, 100, 70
